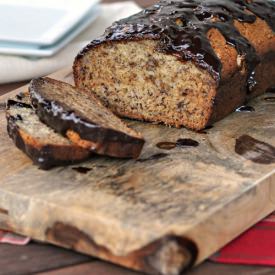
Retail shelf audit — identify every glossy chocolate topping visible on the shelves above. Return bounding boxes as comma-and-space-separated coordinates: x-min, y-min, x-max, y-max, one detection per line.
235, 105, 255, 112
176, 138, 199, 147
78, 0, 275, 91
72, 167, 92, 174
156, 141, 177, 150
6, 99, 32, 110
6, 98, 91, 170
264, 97, 275, 102
156, 138, 199, 149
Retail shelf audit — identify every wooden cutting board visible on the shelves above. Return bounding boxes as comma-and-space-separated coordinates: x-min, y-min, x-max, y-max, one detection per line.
0, 67, 275, 275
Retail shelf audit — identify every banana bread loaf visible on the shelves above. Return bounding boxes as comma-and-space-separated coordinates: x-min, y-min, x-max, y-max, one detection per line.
29, 77, 145, 158
73, 0, 275, 131
6, 93, 90, 169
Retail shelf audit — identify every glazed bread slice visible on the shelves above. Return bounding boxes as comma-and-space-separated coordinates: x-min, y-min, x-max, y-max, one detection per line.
6, 93, 90, 169
73, 0, 275, 131
29, 77, 145, 158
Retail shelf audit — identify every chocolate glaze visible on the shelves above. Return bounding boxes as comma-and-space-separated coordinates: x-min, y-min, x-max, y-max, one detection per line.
72, 167, 92, 174
235, 105, 255, 112
6, 114, 89, 170
264, 97, 275, 102
77, 0, 275, 92
6, 99, 32, 109
176, 138, 199, 147
205, 125, 214, 130
15, 114, 23, 121
156, 142, 176, 150
235, 134, 275, 164
29, 78, 145, 159
156, 138, 199, 149
6, 96, 91, 170
197, 125, 213, 134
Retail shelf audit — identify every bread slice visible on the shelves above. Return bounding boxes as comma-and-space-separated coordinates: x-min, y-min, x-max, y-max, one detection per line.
29, 77, 145, 158
73, 0, 275, 131
6, 93, 91, 169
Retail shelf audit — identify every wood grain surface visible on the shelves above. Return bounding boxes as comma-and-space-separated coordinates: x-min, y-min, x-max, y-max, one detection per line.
0, 67, 274, 275
0, 242, 90, 275
40, 261, 275, 275
1, 241, 275, 275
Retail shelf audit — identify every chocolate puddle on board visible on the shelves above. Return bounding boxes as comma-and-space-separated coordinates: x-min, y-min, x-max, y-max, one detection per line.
72, 167, 92, 174
235, 135, 275, 164
156, 139, 199, 150
236, 106, 255, 112
264, 97, 275, 102
197, 125, 214, 134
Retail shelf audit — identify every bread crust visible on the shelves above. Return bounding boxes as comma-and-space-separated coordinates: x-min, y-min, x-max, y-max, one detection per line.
73, 0, 275, 130
6, 98, 91, 170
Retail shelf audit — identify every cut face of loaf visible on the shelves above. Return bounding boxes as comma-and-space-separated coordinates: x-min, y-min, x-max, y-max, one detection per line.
74, 40, 217, 130
73, 0, 275, 131
6, 93, 90, 169
29, 77, 145, 159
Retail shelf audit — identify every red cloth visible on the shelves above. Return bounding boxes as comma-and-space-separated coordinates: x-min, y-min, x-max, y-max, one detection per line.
2, 212, 275, 261
0, 230, 30, 245
210, 211, 275, 265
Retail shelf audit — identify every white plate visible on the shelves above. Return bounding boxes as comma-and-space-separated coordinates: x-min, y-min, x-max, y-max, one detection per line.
0, 5, 100, 57
0, 0, 99, 45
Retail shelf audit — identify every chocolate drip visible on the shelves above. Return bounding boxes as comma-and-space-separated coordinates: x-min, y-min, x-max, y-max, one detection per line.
79, 0, 274, 92
156, 142, 176, 150
176, 138, 199, 147
156, 138, 199, 149
197, 125, 213, 134
235, 135, 275, 164
264, 97, 275, 102
72, 167, 92, 174
235, 105, 255, 112
6, 100, 32, 109
246, 1, 275, 32
15, 114, 23, 121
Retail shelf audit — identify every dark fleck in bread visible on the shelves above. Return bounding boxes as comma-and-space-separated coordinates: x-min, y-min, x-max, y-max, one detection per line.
73, 0, 275, 131
29, 77, 145, 159
6, 93, 91, 170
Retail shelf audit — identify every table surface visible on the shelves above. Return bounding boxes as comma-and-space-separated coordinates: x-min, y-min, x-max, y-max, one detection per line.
1, 1, 275, 274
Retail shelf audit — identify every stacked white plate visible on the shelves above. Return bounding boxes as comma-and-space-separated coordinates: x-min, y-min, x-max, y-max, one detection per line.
0, 0, 100, 57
